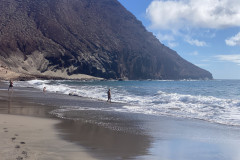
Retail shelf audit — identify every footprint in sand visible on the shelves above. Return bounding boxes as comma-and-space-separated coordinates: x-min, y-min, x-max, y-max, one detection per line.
22, 151, 28, 158
15, 145, 20, 149
3, 128, 8, 132
16, 156, 23, 160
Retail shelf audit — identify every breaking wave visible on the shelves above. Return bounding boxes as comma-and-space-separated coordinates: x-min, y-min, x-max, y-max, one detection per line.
15, 80, 240, 126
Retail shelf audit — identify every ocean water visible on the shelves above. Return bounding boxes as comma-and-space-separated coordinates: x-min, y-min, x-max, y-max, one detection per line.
15, 79, 240, 126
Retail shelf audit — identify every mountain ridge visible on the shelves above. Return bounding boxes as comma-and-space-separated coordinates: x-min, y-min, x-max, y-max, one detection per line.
0, 0, 213, 80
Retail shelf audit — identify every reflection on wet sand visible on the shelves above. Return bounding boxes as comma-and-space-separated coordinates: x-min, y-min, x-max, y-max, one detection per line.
0, 87, 153, 160
0, 97, 54, 118
8, 104, 48, 117
8, 97, 11, 114
55, 119, 152, 160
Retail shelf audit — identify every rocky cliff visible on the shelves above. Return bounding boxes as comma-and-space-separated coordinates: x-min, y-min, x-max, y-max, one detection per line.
0, 0, 213, 80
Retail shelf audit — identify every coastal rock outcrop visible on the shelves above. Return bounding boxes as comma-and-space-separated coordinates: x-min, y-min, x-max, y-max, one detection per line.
0, 0, 213, 80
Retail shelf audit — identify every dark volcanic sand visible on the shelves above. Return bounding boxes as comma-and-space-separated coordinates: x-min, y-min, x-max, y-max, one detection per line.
1, 81, 240, 160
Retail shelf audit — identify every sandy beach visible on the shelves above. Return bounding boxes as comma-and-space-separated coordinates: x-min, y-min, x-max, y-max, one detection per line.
0, 82, 97, 160
0, 114, 96, 160
0, 83, 151, 160
1, 80, 240, 160
0, 66, 103, 81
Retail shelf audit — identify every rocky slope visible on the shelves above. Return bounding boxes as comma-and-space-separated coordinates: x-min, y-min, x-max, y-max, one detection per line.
0, 0, 213, 80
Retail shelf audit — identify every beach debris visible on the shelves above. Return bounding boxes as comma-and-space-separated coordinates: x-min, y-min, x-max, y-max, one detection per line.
20, 142, 25, 144
15, 134, 19, 136
12, 137, 16, 141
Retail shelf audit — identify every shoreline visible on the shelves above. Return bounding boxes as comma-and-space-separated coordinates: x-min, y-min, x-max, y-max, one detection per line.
0, 81, 151, 159
1, 80, 240, 160
0, 82, 98, 160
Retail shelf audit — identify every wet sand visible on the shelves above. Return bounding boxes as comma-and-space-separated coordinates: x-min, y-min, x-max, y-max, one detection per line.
0, 82, 97, 160
0, 82, 153, 160
0, 114, 96, 160
1, 81, 240, 160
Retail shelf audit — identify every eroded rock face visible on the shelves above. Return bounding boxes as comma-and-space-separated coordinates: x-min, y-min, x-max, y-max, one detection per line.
0, 0, 213, 80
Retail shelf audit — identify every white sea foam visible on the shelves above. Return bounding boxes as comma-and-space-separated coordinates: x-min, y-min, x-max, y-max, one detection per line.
15, 80, 240, 126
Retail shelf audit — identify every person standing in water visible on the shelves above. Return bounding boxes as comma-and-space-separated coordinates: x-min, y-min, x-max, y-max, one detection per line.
107, 89, 111, 102
43, 87, 47, 95
8, 80, 13, 93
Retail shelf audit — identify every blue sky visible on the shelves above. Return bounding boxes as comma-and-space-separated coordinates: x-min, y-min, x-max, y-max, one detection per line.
118, 0, 240, 79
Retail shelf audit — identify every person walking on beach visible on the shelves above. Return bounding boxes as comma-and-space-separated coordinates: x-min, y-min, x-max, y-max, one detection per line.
107, 89, 111, 102
8, 80, 13, 93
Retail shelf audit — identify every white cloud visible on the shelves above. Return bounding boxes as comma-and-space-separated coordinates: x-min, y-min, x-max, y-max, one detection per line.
168, 42, 178, 48
201, 59, 211, 62
215, 54, 240, 65
195, 63, 209, 67
156, 33, 175, 42
156, 33, 178, 47
146, 0, 240, 30
225, 32, 240, 46
185, 37, 207, 46
190, 51, 199, 56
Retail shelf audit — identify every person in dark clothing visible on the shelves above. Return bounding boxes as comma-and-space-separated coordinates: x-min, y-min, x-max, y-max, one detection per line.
8, 80, 13, 92
107, 89, 111, 102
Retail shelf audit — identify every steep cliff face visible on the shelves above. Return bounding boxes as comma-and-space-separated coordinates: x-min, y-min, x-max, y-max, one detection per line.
0, 0, 213, 80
